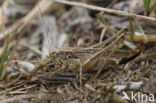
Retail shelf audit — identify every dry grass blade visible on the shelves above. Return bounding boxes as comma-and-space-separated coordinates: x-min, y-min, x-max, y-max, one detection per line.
82, 28, 127, 71
0, 0, 54, 41
100, 27, 107, 43
91, 27, 127, 48
0, 94, 35, 103
53, 0, 156, 22
134, 19, 148, 42
22, 0, 53, 23
28, 56, 50, 76
125, 34, 156, 42
20, 42, 42, 55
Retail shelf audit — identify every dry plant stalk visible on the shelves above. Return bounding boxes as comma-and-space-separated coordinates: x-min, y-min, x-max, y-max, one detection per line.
125, 34, 156, 42
53, 0, 156, 22
1, 0, 156, 41
0, 0, 54, 41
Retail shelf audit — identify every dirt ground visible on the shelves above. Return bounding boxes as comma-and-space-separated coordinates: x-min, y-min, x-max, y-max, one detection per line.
0, 0, 156, 103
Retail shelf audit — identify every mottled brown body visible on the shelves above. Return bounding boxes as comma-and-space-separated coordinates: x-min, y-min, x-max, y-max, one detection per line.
45, 51, 81, 72
29, 28, 128, 75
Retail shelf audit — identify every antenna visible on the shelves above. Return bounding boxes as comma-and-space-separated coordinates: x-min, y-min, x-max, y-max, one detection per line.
35, 0, 51, 58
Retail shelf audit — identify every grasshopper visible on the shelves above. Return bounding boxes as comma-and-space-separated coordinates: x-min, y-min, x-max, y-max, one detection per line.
29, 28, 128, 77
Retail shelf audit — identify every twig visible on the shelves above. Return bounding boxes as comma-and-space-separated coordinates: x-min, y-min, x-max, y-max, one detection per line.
91, 27, 126, 48
0, 94, 35, 103
125, 34, 156, 42
107, 0, 118, 8
20, 42, 42, 55
100, 26, 107, 43
21, 0, 53, 23
59, 7, 75, 21
82, 28, 127, 71
6, 73, 23, 87
53, 0, 156, 22
95, 47, 116, 79
0, 0, 54, 41
134, 19, 148, 42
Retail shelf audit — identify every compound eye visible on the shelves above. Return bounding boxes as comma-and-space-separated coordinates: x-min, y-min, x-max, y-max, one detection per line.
56, 62, 62, 67
68, 54, 72, 58
67, 53, 77, 59
48, 63, 55, 68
